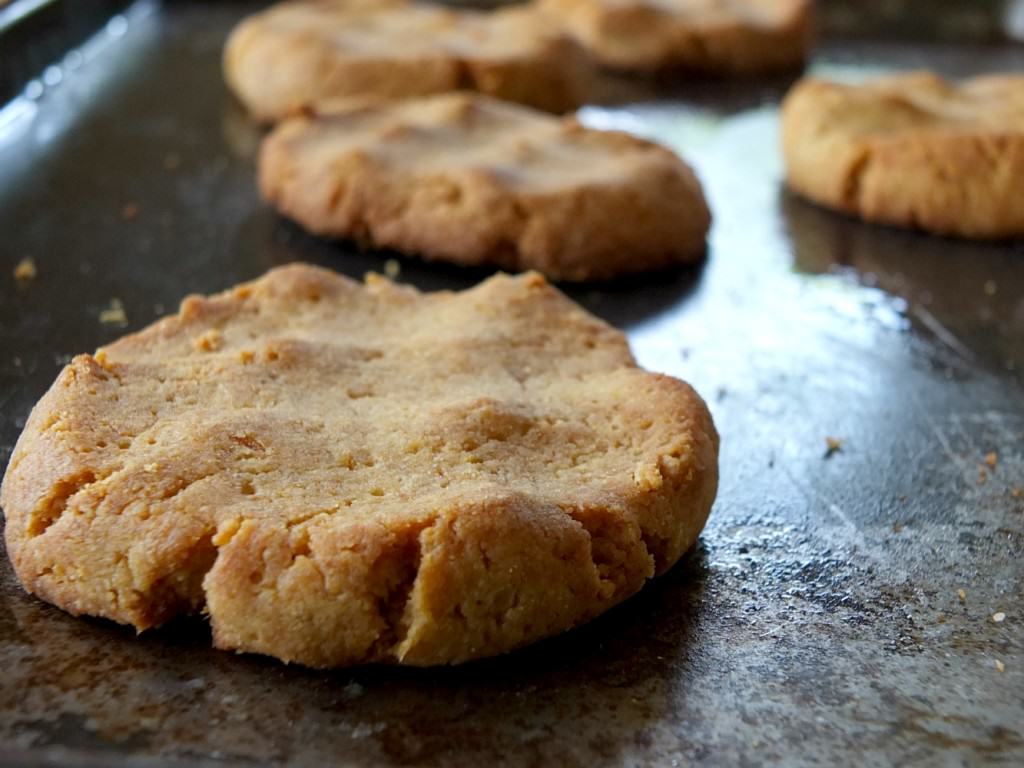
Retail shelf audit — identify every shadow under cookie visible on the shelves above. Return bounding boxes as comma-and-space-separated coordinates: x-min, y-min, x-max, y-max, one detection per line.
1, 538, 711, 765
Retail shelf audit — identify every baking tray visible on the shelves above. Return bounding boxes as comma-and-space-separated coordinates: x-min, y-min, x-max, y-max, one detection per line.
1, 2, 1022, 766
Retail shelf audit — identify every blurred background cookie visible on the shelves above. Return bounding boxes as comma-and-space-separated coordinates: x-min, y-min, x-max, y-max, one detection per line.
781, 71, 1024, 239
536, 0, 813, 73
260, 93, 711, 281
224, 0, 590, 121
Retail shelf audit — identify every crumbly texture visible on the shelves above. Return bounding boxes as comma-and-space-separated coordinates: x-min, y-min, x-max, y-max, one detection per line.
781, 71, 1024, 239
1, 264, 719, 668
259, 93, 711, 282
13, 257, 37, 282
223, 0, 590, 122
537, 0, 812, 73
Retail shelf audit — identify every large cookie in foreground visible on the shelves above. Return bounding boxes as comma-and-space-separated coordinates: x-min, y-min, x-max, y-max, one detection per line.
536, 0, 812, 74
224, 0, 589, 122
260, 93, 711, 282
781, 71, 1024, 239
1, 264, 719, 667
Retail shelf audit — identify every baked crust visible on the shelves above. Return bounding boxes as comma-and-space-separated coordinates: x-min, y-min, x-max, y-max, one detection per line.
1, 264, 719, 667
781, 71, 1024, 239
224, 0, 589, 121
259, 93, 711, 281
537, 0, 812, 73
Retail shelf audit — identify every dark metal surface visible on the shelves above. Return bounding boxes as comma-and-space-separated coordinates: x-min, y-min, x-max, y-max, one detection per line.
823, 0, 1024, 43
0, 0, 134, 104
1, 2, 1023, 766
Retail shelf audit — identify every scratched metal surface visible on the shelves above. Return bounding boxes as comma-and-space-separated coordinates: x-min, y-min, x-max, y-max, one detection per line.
1, 2, 1023, 766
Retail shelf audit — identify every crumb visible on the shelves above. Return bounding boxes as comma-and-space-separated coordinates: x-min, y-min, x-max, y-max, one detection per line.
995, 659, 1005, 673
122, 203, 139, 220
977, 467, 988, 484
824, 437, 843, 458
633, 462, 663, 492
163, 153, 181, 170
383, 259, 401, 280
958, 588, 967, 602
1012, 487, 1022, 499
984, 451, 998, 469
13, 257, 37, 281
992, 612, 1005, 623
193, 329, 223, 352
891, 521, 904, 533
936, 613, 945, 624
99, 298, 128, 326
12, 357, 22, 367
983, 280, 997, 296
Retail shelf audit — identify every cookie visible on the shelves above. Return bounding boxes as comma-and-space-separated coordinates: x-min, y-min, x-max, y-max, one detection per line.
224, 0, 589, 122
1, 264, 719, 667
536, 0, 812, 74
781, 71, 1024, 239
259, 93, 711, 281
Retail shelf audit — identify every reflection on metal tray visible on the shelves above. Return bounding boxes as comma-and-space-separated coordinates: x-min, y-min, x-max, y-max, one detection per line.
0, 2, 1022, 767
0, 0, 133, 105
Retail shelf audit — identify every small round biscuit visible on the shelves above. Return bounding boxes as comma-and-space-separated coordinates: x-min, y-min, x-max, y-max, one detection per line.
781, 71, 1024, 239
0, 264, 719, 668
259, 93, 711, 281
537, 0, 812, 74
223, 0, 589, 122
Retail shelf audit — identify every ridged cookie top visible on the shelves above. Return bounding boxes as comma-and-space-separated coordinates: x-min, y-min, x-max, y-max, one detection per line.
267, 93, 688, 192
784, 72, 1024, 139
231, 0, 564, 59
6, 267, 633, 535
1, 265, 718, 666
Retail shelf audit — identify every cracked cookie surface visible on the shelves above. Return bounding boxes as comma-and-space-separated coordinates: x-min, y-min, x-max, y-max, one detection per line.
259, 93, 711, 282
224, 0, 588, 122
781, 71, 1024, 239
0, 264, 718, 667
537, 0, 811, 73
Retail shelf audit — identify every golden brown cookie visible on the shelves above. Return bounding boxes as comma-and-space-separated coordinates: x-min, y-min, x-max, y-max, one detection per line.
224, 0, 589, 122
1, 264, 719, 668
536, 0, 812, 74
781, 71, 1024, 239
259, 93, 711, 281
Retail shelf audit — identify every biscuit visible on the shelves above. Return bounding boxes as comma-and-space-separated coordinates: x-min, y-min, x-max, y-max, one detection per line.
259, 93, 711, 281
536, 0, 812, 74
1, 264, 719, 667
224, 0, 589, 122
781, 71, 1024, 239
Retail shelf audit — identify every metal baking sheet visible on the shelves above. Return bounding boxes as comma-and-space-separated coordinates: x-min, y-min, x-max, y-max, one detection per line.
1, 2, 1022, 766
